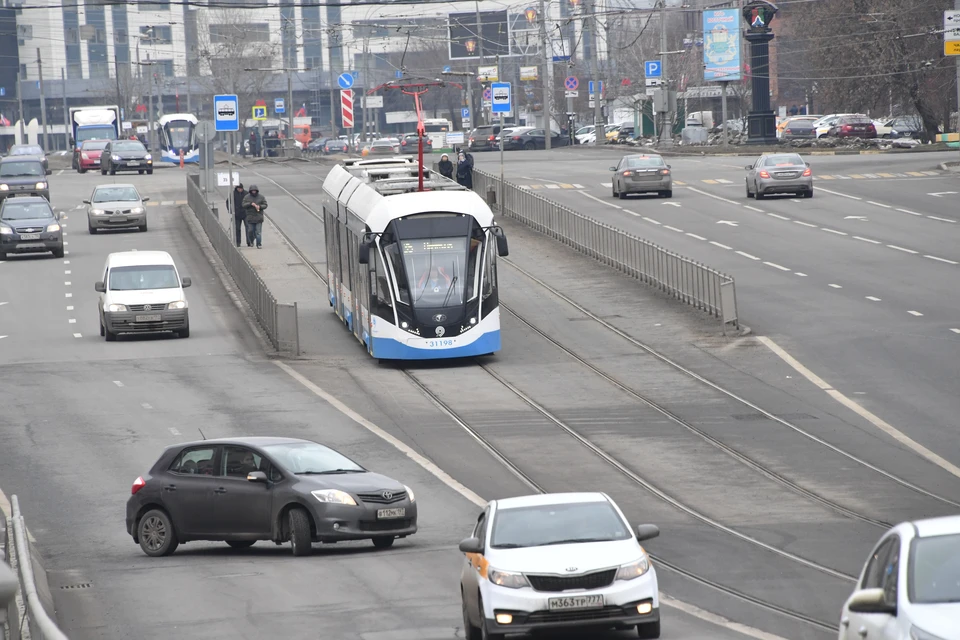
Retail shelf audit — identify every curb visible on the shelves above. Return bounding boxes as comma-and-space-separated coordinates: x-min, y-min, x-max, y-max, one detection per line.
560, 144, 951, 158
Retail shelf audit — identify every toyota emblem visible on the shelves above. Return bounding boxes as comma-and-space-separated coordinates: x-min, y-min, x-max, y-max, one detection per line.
382, 490, 393, 500
565, 566, 578, 572
435, 326, 445, 337
143, 305, 152, 312
433, 313, 447, 323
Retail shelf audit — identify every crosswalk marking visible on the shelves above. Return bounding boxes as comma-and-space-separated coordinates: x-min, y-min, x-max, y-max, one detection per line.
701, 179, 719, 184
819, 175, 836, 180
877, 172, 896, 178
545, 184, 560, 189
715, 178, 733, 184
921, 171, 939, 176
601, 182, 612, 188
559, 183, 574, 189
849, 175, 865, 179
573, 184, 584, 189
906, 171, 925, 177
674, 181, 686, 185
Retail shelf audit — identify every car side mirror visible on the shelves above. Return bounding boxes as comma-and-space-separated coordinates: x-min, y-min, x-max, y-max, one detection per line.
95, 281, 106, 293
635, 524, 660, 542
458, 537, 483, 554
847, 588, 896, 615
609, 167, 617, 171
745, 165, 753, 170
246, 471, 268, 483
69, 138, 75, 147
805, 162, 810, 167
491, 226, 509, 257
142, 197, 150, 202
667, 164, 671, 169
181, 277, 191, 288
82, 199, 90, 204
359, 232, 376, 265
46, 168, 52, 175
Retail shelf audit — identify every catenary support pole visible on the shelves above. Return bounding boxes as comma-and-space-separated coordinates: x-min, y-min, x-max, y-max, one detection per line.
37, 48, 49, 151
589, 0, 602, 145
16, 72, 26, 144
62, 68, 69, 150
538, 0, 551, 148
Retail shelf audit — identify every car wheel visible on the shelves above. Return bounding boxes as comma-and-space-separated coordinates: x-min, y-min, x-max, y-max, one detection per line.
372, 536, 395, 549
226, 540, 255, 549
78, 168, 86, 174
178, 325, 190, 339
478, 596, 505, 640
637, 619, 660, 639
755, 184, 765, 200
139, 221, 148, 232
803, 189, 814, 199
662, 190, 673, 198
138, 509, 179, 557
110, 168, 116, 175
147, 169, 153, 175
139, 169, 145, 175
105, 326, 116, 341
462, 594, 482, 640
523, 142, 536, 151
52, 247, 64, 258
89, 223, 97, 234
100, 320, 105, 337
746, 180, 754, 198
288, 508, 312, 556
101, 168, 107, 175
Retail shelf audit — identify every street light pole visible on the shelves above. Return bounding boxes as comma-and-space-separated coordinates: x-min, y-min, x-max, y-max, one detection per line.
657, 0, 673, 147
537, 0, 551, 148
37, 48, 49, 151
588, 0, 602, 145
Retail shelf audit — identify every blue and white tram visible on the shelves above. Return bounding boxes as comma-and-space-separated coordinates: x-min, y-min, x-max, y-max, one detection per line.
321, 162, 509, 360
157, 114, 199, 164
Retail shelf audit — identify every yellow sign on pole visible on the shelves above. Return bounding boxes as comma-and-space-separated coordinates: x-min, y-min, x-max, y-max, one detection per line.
945, 40, 960, 56
252, 105, 267, 120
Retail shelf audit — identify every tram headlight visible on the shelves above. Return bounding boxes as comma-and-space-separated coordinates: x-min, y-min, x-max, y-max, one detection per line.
469, 317, 477, 325
401, 321, 409, 329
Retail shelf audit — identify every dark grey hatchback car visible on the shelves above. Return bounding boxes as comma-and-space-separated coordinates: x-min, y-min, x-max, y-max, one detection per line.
126, 437, 418, 557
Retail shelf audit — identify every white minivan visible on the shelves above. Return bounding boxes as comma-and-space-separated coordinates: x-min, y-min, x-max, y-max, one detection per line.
95, 250, 191, 341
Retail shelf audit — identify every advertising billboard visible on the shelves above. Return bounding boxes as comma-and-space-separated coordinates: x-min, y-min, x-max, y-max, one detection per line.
448, 10, 511, 60
702, 8, 742, 82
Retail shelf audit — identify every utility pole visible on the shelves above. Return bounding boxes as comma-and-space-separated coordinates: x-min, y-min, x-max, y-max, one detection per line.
329, 66, 336, 136
476, 1, 486, 125
361, 37, 369, 142
588, 0, 602, 145
16, 72, 26, 144
287, 71, 295, 146
657, 0, 673, 146
114, 55, 122, 112
62, 68, 69, 150
37, 48, 49, 151
956, 0, 960, 160
538, 0, 551, 147
147, 54, 155, 152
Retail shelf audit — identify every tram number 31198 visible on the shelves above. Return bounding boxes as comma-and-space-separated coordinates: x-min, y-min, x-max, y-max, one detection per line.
425, 339, 456, 348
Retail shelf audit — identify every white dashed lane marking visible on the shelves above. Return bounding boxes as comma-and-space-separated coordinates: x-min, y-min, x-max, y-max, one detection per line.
710, 241, 732, 250
907, 311, 923, 317
951, 329, 960, 335
794, 221, 817, 228
735, 251, 760, 260
113, 381, 124, 387
866, 296, 882, 302
829, 284, 843, 288
763, 262, 791, 271
924, 255, 958, 265
853, 236, 881, 244
68, 319, 76, 324
72, 333, 82, 338
887, 245, 918, 255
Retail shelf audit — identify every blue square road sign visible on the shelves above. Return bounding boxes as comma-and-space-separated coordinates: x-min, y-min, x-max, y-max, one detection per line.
275, 98, 285, 113
644, 61, 662, 77
462, 107, 470, 119
213, 94, 240, 131
491, 82, 511, 114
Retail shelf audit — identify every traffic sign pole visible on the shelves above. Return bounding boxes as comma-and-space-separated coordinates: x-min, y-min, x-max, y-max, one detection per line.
951, 4, 960, 157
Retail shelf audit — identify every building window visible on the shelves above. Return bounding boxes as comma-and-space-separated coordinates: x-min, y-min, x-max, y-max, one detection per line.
138, 0, 170, 11
156, 59, 175, 77
141, 25, 172, 44
19, 63, 27, 79
208, 23, 270, 44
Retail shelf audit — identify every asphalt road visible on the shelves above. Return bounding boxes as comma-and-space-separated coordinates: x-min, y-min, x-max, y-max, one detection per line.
473, 147, 960, 467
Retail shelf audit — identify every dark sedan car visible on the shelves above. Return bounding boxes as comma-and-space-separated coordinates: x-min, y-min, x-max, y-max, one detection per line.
399, 133, 433, 153
0, 196, 63, 259
322, 138, 350, 154
499, 127, 572, 151
368, 139, 400, 156
101, 140, 153, 175
827, 115, 876, 139
780, 116, 818, 140
7, 144, 50, 174
0, 157, 50, 202
126, 436, 418, 557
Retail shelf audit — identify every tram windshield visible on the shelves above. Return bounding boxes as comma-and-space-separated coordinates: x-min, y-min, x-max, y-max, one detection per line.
400, 237, 468, 307
163, 122, 195, 150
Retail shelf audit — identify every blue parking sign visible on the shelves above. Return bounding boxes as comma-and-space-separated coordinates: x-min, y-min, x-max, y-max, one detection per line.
644, 61, 662, 77
462, 107, 470, 119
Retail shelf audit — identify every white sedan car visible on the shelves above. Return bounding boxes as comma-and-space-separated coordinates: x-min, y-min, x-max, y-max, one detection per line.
838, 515, 960, 640
459, 492, 661, 639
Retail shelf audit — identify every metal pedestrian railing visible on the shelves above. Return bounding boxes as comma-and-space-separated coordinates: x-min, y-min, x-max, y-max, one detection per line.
2, 496, 68, 640
447, 164, 738, 328
186, 175, 300, 355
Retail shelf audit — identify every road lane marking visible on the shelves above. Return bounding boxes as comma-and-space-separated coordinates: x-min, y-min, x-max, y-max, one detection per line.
829, 284, 842, 288
0, 302, 7, 306
922, 171, 939, 176
601, 182, 612, 188
951, 329, 960, 334
817, 187, 861, 200
907, 310, 923, 316
757, 336, 960, 480
763, 261, 791, 271
715, 178, 733, 184
924, 255, 958, 265
848, 174, 865, 179
573, 184, 584, 189
63, 260, 70, 264
642, 217, 662, 225
906, 171, 925, 177
685, 186, 739, 205
735, 251, 760, 260
821, 228, 847, 235
66, 306, 73, 310
113, 381, 124, 387
877, 173, 895, 178
64, 281, 71, 286
854, 236, 881, 244
866, 296, 881, 301
72, 333, 82, 338
766, 212, 789, 219
744, 205, 763, 212
867, 201, 891, 208
274, 359, 786, 639
65, 270, 71, 274
663, 225, 683, 233
57, 169, 64, 175
895, 208, 921, 216
558, 184, 574, 189
674, 181, 686, 185
579, 191, 623, 210
927, 216, 955, 223
794, 221, 817, 227
142, 403, 153, 409
710, 241, 732, 250
795, 272, 807, 276
887, 245, 918, 254
169, 427, 181, 436
686, 233, 706, 240
545, 184, 560, 189
702, 179, 719, 184
65, 293, 72, 298
68, 319, 76, 324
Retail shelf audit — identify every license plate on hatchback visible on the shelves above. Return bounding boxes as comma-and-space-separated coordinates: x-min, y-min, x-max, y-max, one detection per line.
136, 314, 162, 322
377, 508, 405, 519
548, 595, 604, 610
127, 161, 139, 166
19, 233, 40, 240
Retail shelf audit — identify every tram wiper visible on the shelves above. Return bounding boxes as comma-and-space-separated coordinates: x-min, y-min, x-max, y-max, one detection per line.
441, 275, 459, 307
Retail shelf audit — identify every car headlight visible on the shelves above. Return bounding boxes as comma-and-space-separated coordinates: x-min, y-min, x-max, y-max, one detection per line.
311, 489, 357, 506
0, 225, 11, 235
131, 207, 144, 214
487, 567, 529, 589
36, 182, 47, 189
107, 304, 127, 312
404, 485, 415, 502
46, 223, 60, 232
168, 300, 186, 310
615, 555, 650, 580
0, 184, 8, 191
81, 153, 89, 160
112, 155, 121, 161
144, 154, 152, 160
911, 627, 948, 640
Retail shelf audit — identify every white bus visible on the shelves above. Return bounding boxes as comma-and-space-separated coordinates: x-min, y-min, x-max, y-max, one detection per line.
422, 118, 453, 148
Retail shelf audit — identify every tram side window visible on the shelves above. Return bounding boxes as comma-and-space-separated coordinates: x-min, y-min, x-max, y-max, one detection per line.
482, 240, 497, 299
323, 208, 336, 270
466, 233, 483, 300
383, 242, 411, 304
372, 251, 392, 307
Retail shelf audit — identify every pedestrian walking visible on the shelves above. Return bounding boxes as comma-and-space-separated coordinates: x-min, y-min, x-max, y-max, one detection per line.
241, 185, 268, 248
438, 153, 454, 179
455, 151, 474, 189
227, 182, 247, 247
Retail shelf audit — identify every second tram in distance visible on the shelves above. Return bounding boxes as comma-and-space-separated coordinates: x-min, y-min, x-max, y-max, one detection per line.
321, 158, 508, 360
157, 114, 199, 164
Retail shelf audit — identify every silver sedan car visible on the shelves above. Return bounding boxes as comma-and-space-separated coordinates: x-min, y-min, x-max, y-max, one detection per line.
85, 183, 150, 233
745, 153, 813, 199
610, 154, 673, 198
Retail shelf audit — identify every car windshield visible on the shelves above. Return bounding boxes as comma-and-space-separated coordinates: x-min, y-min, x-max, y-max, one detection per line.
113, 142, 146, 153
764, 154, 804, 166
909, 533, 960, 604
109, 265, 179, 290
623, 156, 665, 168
399, 236, 468, 307
0, 161, 43, 177
94, 186, 140, 202
11, 146, 43, 156
1, 203, 53, 220
490, 501, 632, 549
82, 140, 109, 151
261, 442, 366, 474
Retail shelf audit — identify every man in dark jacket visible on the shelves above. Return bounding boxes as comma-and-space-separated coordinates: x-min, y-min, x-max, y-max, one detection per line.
438, 153, 454, 179
241, 185, 268, 248
227, 182, 247, 247
456, 151, 473, 189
